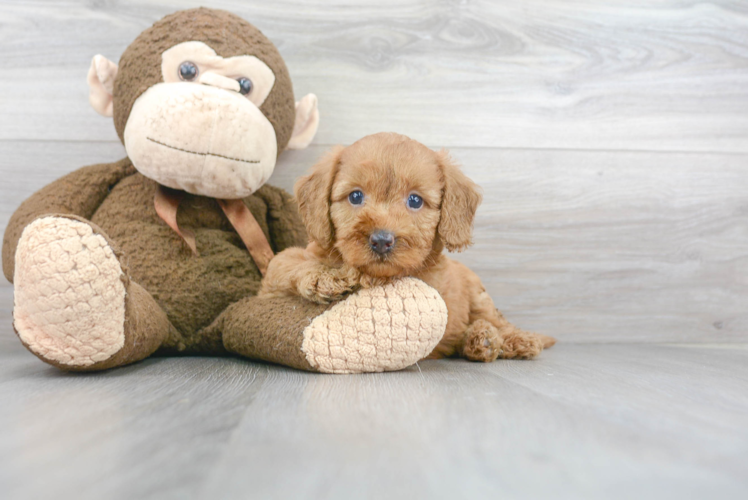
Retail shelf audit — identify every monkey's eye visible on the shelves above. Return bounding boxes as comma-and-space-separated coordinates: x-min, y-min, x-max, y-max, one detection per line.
237, 77, 253, 95
407, 193, 423, 210
348, 190, 364, 206
178, 61, 198, 81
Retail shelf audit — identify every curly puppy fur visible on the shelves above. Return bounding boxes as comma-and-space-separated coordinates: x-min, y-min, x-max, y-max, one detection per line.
261, 133, 555, 361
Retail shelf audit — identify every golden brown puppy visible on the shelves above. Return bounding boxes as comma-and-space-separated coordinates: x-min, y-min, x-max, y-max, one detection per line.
260, 133, 555, 361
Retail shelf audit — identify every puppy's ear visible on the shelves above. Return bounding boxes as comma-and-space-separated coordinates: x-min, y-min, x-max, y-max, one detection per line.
436, 150, 482, 252
294, 145, 344, 248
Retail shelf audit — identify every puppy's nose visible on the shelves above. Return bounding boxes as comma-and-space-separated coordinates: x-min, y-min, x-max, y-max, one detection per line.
369, 230, 395, 255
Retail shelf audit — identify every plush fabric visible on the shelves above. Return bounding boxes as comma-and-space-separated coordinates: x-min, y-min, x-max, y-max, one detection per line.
3, 8, 448, 374
13, 215, 177, 372
13, 217, 127, 366
124, 82, 278, 198
287, 94, 320, 150
3, 160, 307, 353
300, 278, 447, 373
219, 278, 447, 374
2, 159, 135, 281
86, 161, 304, 342
113, 8, 296, 154
4, 160, 446, 373
216, 295, 328, 372
87, 55, 118, 116
161, 41, 276, 107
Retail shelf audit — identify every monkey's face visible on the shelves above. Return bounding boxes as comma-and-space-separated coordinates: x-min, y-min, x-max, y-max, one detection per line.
87, 8, 319, 200
124, 42, 278, 199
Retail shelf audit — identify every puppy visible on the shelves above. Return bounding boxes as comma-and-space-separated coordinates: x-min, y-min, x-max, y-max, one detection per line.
260, 133, 555, 361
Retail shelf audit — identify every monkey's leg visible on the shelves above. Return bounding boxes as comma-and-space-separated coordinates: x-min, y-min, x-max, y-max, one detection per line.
212, 278, 447, 374
13, 215, 176, 371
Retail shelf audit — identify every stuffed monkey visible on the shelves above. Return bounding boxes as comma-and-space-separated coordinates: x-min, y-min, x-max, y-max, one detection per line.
2, 8, 447, 374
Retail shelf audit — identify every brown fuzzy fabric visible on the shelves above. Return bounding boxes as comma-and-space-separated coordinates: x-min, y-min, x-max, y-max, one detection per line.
113, 7, 296, 154
2, 159, 308, 355
2, 158, 135, 282
1, 9, 322, 372
61, 280, 179, 372
12, 215, 178, 371
214, 295, 331, 372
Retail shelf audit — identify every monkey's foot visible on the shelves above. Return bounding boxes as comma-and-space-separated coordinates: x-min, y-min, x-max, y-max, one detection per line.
301, 278, 448, 373
223, 278, 448, 374
13, 216, 127, 368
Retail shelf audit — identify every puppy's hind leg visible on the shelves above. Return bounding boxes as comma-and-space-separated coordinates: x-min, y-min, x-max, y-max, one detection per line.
461, 314, 546, 362
463, 284, 555, 361
461, 319, 503, 362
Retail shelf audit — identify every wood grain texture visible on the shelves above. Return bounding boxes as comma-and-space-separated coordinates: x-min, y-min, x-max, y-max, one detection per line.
0, 339, 746, 499
2, 141, 746, 343
1, 1, 748, 151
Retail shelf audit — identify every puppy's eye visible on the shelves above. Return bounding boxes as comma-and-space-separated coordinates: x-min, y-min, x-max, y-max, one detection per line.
178, 61, 198, 81
407, 193, 423, 210
348, 190, 364, 205
237, 77, 253, 95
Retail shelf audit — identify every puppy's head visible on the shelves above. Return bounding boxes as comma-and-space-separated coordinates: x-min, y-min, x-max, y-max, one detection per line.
295, 132, 482, 278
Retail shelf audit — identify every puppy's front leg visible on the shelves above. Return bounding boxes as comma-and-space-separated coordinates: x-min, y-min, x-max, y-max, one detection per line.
260, 247, 362, 304
298, 263, 362, 304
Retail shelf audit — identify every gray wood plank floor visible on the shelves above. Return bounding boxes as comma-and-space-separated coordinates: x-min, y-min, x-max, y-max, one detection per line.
1, 338, 747, 499
0, 1, 746, 499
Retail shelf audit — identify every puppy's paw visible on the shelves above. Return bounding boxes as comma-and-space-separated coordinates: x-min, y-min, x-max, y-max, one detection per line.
358, 274, 393, 289
500, 329, 544, 359
298, 266, 361, 304
462, 319, 503, 362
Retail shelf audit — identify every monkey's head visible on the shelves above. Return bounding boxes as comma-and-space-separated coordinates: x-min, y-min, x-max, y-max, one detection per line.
87, 8, 318, 199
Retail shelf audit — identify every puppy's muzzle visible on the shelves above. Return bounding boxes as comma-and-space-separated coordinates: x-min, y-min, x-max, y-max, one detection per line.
369, 230, 395, 255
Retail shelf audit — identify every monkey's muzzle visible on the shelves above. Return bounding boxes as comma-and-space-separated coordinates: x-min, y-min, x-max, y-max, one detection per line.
123, 82, 277, 199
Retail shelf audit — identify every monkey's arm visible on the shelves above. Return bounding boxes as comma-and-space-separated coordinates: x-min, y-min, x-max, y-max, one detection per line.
251, 184, 308, 252
2, 158, 136, 282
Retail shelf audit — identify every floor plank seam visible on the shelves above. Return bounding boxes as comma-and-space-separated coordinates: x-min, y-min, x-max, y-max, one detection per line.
3, 138, 748, 157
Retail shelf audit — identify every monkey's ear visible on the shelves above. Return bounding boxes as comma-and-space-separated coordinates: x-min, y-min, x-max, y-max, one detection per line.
294, 145, 344, 247
87, 55, 118, 117
286, 94, 319, 150
436, 150, 483, 252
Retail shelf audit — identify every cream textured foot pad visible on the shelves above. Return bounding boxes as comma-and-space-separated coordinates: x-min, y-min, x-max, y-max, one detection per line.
13, 217, 126, 367
301, 278, 448, 374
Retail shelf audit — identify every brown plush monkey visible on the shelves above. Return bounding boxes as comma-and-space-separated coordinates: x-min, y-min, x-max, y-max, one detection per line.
2, 8, 447, 374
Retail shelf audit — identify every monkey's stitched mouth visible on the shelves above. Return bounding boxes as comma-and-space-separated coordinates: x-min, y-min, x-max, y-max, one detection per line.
146, 137, 260, 164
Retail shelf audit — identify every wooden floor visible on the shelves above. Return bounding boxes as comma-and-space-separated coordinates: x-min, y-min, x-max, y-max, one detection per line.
1, 1, 747, 498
